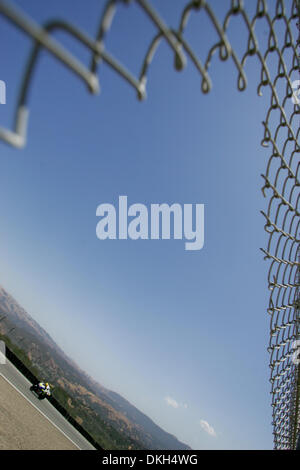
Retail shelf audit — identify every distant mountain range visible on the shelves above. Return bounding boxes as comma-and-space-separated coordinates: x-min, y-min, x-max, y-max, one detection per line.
0, 285, 190, 450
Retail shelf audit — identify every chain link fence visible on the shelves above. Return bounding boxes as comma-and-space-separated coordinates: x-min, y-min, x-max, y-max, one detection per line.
0, 0, 299, 449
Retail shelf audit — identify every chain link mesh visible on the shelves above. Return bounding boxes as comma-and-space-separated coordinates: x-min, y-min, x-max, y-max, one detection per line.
0, 0, 299, 449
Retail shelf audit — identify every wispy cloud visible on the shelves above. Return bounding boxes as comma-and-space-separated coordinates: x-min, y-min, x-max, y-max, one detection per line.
200, 419, 216, 437
165, 396, 179, 408
164, 396, 188, 409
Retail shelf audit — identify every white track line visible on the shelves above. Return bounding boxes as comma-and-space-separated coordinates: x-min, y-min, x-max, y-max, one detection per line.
0, 371, 81, 450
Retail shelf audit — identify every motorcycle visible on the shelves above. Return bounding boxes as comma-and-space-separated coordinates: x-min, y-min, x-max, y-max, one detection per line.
30, 383, 51, 400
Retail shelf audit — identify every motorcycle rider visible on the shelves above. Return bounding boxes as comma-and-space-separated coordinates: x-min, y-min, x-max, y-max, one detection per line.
38, 381, 51, 396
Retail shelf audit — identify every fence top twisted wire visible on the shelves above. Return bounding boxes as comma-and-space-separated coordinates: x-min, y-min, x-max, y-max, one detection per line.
0, 0, 299, 148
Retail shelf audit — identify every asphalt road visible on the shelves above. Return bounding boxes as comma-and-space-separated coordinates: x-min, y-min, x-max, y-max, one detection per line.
0, 358, 95, 450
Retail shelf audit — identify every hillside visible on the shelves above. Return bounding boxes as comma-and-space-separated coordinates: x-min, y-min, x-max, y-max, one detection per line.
0, 285, 190, 450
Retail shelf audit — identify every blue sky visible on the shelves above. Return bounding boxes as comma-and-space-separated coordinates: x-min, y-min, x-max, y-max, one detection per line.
0, 0, 297, 450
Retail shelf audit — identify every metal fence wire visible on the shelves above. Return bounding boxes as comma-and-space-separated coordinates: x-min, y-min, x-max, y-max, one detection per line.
0, 0, 299, 450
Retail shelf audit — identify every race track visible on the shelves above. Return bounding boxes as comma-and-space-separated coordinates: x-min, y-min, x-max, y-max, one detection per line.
0, 358, 95, 450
